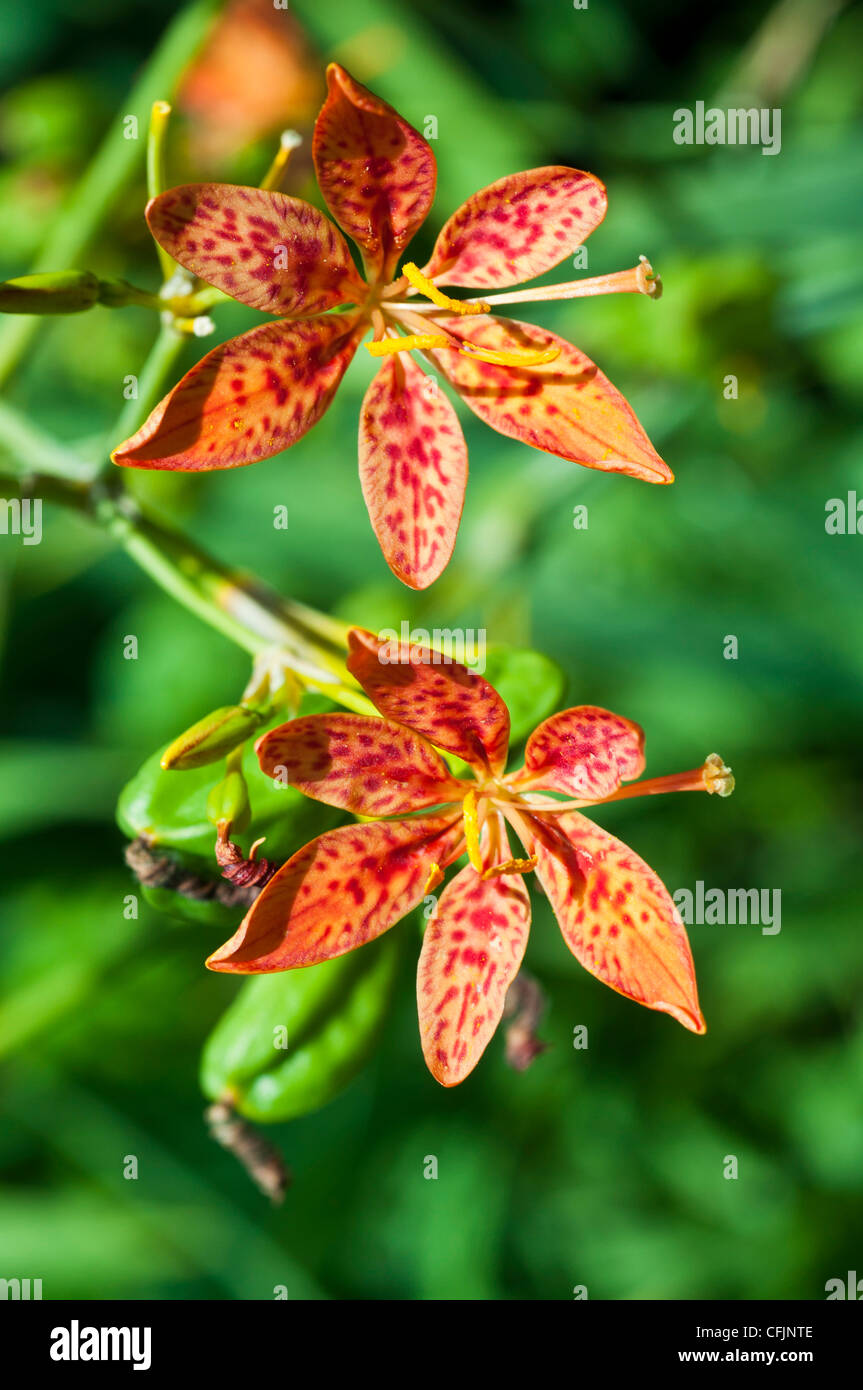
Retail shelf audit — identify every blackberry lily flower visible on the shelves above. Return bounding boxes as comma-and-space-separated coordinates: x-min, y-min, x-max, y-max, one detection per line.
207, 628, 734, 1087
113, 64, 670, 589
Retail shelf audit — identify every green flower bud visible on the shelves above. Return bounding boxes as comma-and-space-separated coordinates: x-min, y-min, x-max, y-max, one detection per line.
160, 705, 264, 771
206, 769, 251, 835
0, 270, 101, 314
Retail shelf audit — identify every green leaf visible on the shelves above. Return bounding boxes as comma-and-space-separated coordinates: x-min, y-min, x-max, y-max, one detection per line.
474, 646, 565, 744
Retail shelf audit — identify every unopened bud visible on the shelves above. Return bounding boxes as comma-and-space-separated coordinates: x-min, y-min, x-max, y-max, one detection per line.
0, 270, 101, 315
161, 705, 264, 771
207, 771, 251, 835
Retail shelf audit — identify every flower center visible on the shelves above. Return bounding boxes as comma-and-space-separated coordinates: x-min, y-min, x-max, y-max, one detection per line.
364, 260, 563, 369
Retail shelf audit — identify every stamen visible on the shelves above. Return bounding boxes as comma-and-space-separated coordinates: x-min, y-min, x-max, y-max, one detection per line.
423, 862, 445, 895
457, 341, 560, 367
482, 855, 537, 880
367, 333, 450, 356
462, 790, 484, 874
261, 130, 302, 193
366, 334, 560, 368
402, 261, 490, 315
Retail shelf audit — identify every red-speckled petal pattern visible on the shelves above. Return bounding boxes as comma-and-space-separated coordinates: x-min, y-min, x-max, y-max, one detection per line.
517, 705, 646, 799
417, 858, 530, 1086
146, 183, 367, 316
112, 314, 363, 471
359, 355, 468, 590
346, 627, 511, 775
425, 315, 673, 484
256, 713, 466, 816
424, 166, 607, 289
207, 814, 465, 972
521, 809, 705, 1033
313, 63, 436, 281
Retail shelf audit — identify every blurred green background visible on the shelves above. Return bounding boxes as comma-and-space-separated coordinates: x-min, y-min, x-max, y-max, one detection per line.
1, 0, 862, 1300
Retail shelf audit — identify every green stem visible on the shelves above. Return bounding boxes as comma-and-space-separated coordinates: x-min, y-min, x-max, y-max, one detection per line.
92, 495, 371, 712
0, 0, 221, 389
0, 400, 94, 482
109, 320, 188, 458
0, 422, 370, 716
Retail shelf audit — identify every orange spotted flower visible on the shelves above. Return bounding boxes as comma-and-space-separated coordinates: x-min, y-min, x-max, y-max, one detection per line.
207, 628, 734, 1087
113, 63, 670, 590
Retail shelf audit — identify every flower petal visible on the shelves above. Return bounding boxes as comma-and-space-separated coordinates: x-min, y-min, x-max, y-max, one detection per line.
424, 167, 607, 289
517, 706, 645, 799
346, 627, 511, 775
359, 355, 468, 590
520, 810, 704, 1033
417, 856, 530, 1087
147, 183, 367, 316
256, 713, 466, 816
313, 62, 436, 282
207, 814, 464, 972
112, 314, 362, 471
425, 315, 672, 484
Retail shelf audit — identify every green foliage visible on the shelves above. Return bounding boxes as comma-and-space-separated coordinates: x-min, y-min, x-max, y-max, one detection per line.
0, 0, 861, 1302
479, 646, 565, 745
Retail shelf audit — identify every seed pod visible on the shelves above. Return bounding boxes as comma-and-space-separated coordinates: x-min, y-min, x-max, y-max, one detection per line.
0, 270, 101, 314
201, 934, 402, 1123
161, 704, 265, 770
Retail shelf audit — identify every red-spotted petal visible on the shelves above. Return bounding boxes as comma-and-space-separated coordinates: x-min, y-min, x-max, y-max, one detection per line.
207, 814, 465, 972
313, 62, 436, 282
424, 166, 607, 289
417, 856, 531, 1087
516, 706, 645, 799
256, 713, 466, 816
146, 183, 367, 316
112, 314, 363, 471
520, 810, 704, 1033
359, 355, 468, 590
425, 316, 672, 484
346, 627, 511, 775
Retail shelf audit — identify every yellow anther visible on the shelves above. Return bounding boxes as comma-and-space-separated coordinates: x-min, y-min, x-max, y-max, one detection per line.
366, 334, 450, 356
462, 790, 484, 874
366, 334, 562, 369
401, 261, 490, 315
482, 856, 537, 880
423, 862, 444, 895
457, 342, 561, 367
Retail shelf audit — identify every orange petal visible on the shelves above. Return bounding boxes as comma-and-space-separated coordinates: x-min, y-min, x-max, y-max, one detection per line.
520, 811, 705, 1033
346, 627, 511, 776
256, 713, 466, 816
312, 63, 436, 282
146, 183, 367, 316
424, 166, 607, 289
425, 315, 673, 484
207, 813, 465, 973
516, 706, 645, 799
417, 858, 531, 1086
359, 355, 468, 590
112, 314, 363, 471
